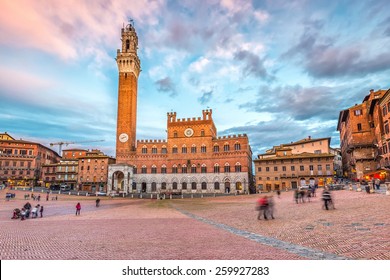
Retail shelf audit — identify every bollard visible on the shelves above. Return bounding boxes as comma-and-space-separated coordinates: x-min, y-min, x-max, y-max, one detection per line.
356, 183, 362, 192
201, 194, 203, 198
181, 194, 183, 199
349, 183, 353, 191
77, 192, 80, 196
191, 194, 193, 199
151, 194, 153, 199
140, 194, 143, 199
170, 194, 172, 199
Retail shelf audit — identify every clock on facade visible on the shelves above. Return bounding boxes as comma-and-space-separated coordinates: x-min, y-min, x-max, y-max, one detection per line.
119, 133, 129, 143
184, 128, 194, 137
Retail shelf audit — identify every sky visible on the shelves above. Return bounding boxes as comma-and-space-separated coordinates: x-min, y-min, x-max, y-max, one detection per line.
1, 0, 390, 158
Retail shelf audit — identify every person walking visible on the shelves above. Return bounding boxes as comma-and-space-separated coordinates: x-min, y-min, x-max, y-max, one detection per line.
266, 195, 275, 219
322, 187, 332, 210
257, 196, 269, 220
39, 205, 44, 217
375, 178, 380, 190
75, 202, 81, 215
96, 198, 100, 207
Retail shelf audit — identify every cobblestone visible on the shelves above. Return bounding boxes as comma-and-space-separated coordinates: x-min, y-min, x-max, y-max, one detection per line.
0, 188, 389, 260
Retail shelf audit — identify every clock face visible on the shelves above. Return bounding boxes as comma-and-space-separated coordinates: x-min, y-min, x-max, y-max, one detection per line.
184, 128, 194, 137
119, 133, 129, 143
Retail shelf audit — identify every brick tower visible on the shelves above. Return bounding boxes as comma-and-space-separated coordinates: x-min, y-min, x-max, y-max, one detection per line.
115, 22, 141, 163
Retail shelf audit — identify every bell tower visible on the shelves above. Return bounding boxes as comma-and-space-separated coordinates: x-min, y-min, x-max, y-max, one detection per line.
115, 21, 141, 163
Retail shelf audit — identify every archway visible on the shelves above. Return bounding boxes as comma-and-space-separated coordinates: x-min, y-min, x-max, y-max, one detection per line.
224, 180, 231, 193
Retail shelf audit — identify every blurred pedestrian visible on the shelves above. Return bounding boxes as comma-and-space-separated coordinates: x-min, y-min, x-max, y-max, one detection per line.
96, 198, 100, 207
322, 187, 333, 210
375, 178, 380, 190
39, 205, 44, 217
257, 196, 269, 220
76, 202, 81, 215
266, 195, 275, 219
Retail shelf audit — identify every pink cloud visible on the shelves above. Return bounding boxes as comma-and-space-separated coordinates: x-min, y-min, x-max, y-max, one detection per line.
0, 0, 164, 60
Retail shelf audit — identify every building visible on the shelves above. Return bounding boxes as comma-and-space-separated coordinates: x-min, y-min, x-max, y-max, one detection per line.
337, 89, 387, 180
108, 23, 254, 194
254, 137, 334, 191
0, 132, 60, 187
329, 147, 342, 178
78, 149, 115, 192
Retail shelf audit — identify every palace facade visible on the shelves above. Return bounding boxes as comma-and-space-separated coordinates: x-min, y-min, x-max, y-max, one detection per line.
0, 132, 61, 187
254, 137, 334, 191
108, 23, 254, 194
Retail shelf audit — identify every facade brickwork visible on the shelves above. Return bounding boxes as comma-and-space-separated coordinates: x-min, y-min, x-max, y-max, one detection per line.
0, 133, 60, 187
338, 89, 386, 180
254, 137, 334, 191
78, 150, 115, 192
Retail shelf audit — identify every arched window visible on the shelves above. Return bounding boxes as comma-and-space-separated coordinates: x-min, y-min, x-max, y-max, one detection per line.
181, 164, 187, 173
172, 145, 178, 154
213, 145, 219, 152
172, 164, 178, 174
172, 182, 178, 189
182, 145, 187, 154
235, 162, 242, 172
224, 143, 230, 152
182, 182, 187, 189
214, 182, 220, 190
141, 146, 147, 154
141, 165, 147, 174
161, 164, 167, 174
173, 131, 178, 138
191, 164, 197, 173
161, 146, 167, 154
133, 166, 137, 174
151, 182, 157, 192
201, 182, 207, 190
126, 39, 130, 50
234, 142, 241, 151
191, 144, 197, 153
151, 165, 157, 174
201, 144, 206, 153
224, 163, 230, 173
161, 182, 166, 190
201, 164, 207, 173
214, 163, 220, 173
152, 146, 157, 154
201, 129, 205, 136
191, 182, 197, 190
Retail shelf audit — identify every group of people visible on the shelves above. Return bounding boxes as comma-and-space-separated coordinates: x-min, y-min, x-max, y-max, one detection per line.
293, 186, 316, 204
12, 202, 43, 220
256, 185, 336, 219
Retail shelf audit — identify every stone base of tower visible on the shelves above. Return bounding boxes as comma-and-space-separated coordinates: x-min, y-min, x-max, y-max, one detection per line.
107, 164, 134, 195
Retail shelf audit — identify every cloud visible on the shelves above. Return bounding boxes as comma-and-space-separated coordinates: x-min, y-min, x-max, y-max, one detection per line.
0, 0, 163, 63
198, 90, 213, 105
283, 19, 390, 78
234, 50, 270, 79
155, 77, 177, 97
189, 57, 210, 72
240, 85, 354, 122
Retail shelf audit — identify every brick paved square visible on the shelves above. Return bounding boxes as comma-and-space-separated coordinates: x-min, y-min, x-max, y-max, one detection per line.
0, 188, 389, 260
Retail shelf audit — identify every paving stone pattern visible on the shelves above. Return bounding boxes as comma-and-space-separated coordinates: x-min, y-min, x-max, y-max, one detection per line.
0, 188, 388, 260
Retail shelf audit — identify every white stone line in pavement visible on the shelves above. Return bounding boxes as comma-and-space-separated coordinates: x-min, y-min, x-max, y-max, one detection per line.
172, 206, 349, 260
